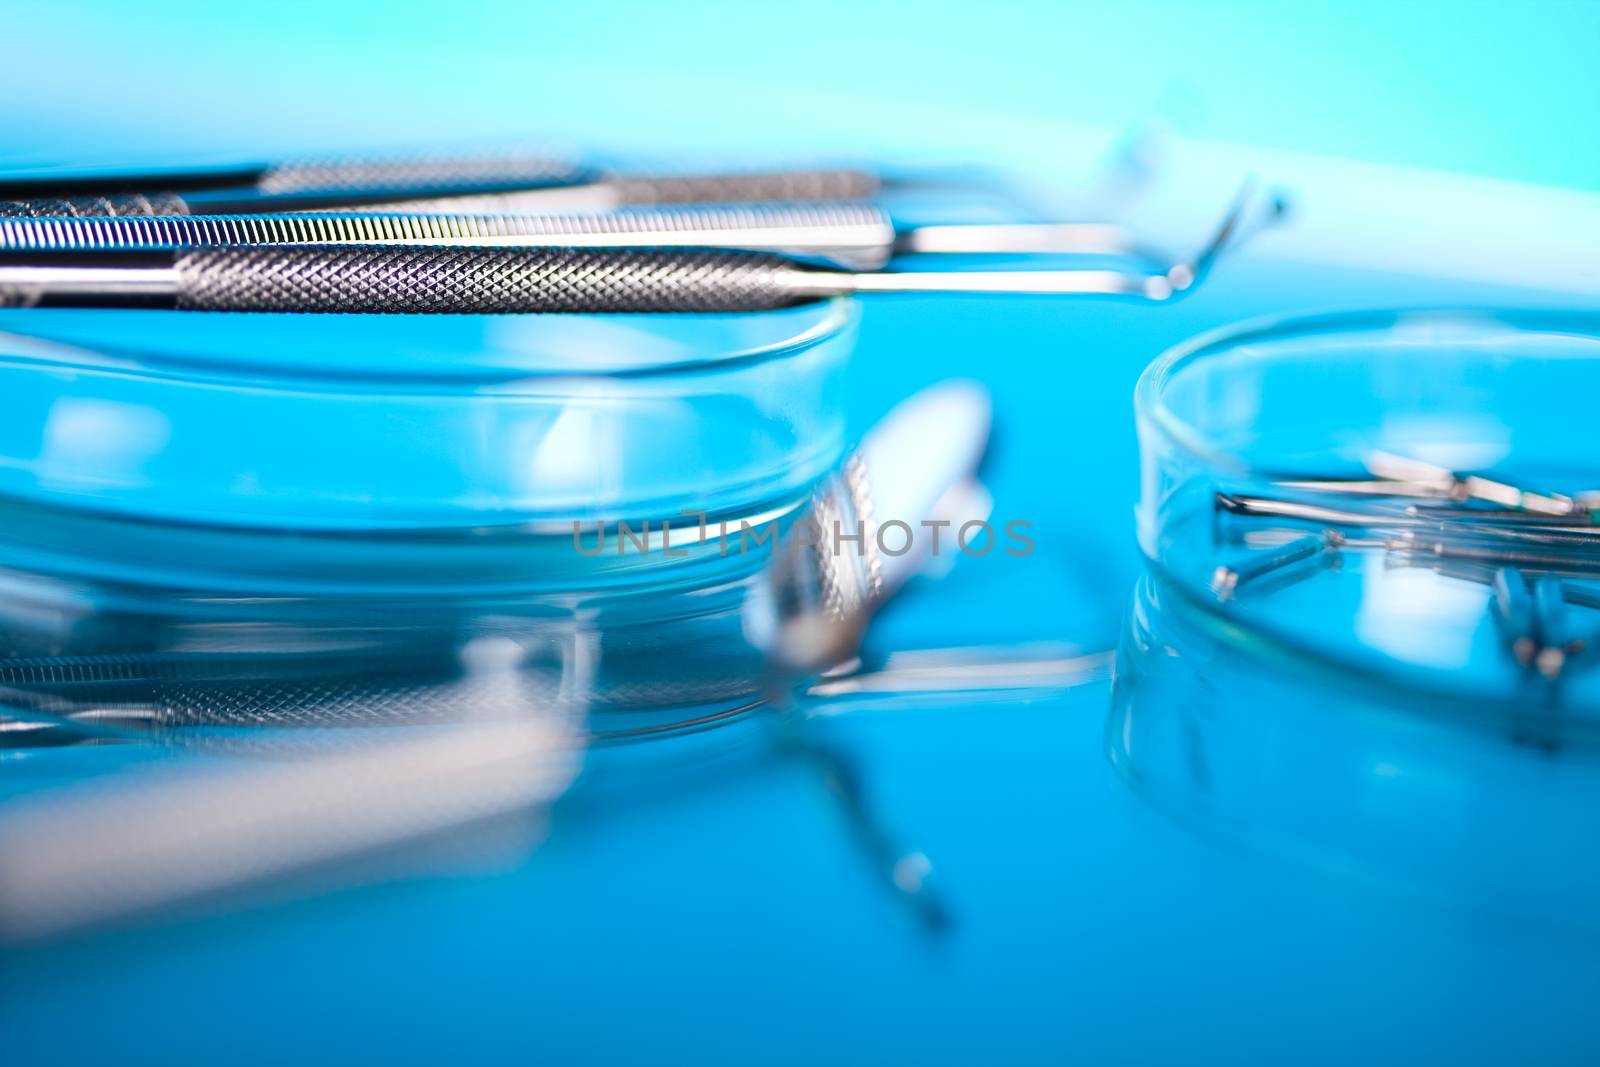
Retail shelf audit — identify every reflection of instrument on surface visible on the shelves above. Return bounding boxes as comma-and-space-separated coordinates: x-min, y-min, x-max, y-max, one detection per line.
0, 382, 1113, 939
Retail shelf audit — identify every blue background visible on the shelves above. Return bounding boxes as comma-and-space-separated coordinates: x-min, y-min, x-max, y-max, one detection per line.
5, 0, 1600, 191
3, 2, 1600, 1063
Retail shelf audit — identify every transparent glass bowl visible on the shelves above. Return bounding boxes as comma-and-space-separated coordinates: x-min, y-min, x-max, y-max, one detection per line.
1134, 308, 1600, 723
0, 305, 853, 531
1114, 308, 1600, 924
0, 303, 857, 738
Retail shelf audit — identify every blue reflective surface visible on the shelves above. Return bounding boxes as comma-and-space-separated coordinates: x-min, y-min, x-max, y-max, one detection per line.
6, 260, 1599, 1065
5, 4, 1600, 1063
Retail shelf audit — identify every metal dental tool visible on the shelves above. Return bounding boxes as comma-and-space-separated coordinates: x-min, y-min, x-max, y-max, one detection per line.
1210, 479, 1600, 682
1210, 530, 1342, 601
1209, 524, 1600, 686
1492, 567, 1538, 668
0, 183, 1281, 312
753, 380, 995, 932
1531, 576, 1574, 679
0, 138, 1172, 220
0, 151, 883, 217
1276, 452, 1588, 519
1214, 491, 1600, 556
0, 203, 1166, 273
1214, 513, 1600, 606
1489, 568, 1581, 682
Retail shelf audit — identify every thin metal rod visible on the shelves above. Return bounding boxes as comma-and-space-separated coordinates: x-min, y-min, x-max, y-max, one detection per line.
1284, 453, 1582, 518
0, 164, 884, 218
816, 180, 1279, 300
826, 269, 1163, 298
1216, 492, 1414, 529
0, 263, 178, 298
0, 149, 588, 200
1218, 492, 1600, 546
897, 222, 1143, 258
1490, 569, 1587, 681
0, 205, 899, 270
1532, 577, 1573, 678
0, 182, 1282, 311
1366, 451, 1577, 516
0, 208, 1184, 272
332, 176, 839, 217
1493, 567, 1539, 667
1210, 531, 1339, 600
1209, 528, 1600, 685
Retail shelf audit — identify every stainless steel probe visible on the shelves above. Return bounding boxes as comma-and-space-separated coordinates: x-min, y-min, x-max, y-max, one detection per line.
0, 184, 1277, 312
0, 202, 1156, 272
0, 150, 881, 217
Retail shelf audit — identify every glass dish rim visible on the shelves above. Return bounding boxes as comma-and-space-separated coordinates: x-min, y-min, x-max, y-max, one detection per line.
1131, 306, 1600, 729
1133, 305, 1600, 480
0, 297, 858, 393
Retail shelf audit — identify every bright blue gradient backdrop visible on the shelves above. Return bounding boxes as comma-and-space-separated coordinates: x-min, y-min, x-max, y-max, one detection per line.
4, 0, 1598, 190
3, 3, 1600, 1064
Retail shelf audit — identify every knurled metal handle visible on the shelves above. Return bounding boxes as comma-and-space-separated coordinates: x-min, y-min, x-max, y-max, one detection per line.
0, 167, 880, 218
607, 168, 880, 205
255, 151, 588, 196
173, 245, 818, 313
0, 192, 190, 219
0, 203, 894, 271
0, 152, 590, 217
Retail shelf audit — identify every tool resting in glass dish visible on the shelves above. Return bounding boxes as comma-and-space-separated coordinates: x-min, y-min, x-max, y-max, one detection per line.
1210, 452, 1600, 688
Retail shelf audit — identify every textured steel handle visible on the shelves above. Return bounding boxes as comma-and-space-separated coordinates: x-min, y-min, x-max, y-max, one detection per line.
0, 167, 878, 218
609, 168, 879, 205
0, 203, 894, 270
255, 151, 588, 196
173, 245, 817, 313
0, 153, 588, 217
0, 192, 190, 219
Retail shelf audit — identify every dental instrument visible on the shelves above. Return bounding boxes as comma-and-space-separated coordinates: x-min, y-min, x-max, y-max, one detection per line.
0, 201, 1171, 272
0, 150, 881, 217
0, 184, 1279, 312
1208, 460, 1600, 683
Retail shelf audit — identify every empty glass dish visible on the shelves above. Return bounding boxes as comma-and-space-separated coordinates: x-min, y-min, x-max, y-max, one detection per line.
0, 302, 856, 739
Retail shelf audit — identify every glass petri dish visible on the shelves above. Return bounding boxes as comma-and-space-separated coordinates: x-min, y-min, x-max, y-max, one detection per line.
0, 303, 856, 741
1113, 308, 1600, 924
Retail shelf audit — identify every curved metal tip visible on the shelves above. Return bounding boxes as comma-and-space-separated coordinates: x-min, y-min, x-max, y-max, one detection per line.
1167, 178, 1290, 295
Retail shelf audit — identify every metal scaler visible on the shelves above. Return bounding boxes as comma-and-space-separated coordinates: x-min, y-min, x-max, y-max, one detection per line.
0, 202, 1172, 272
0, 150, 883, 216
0, 183, 1283, 312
